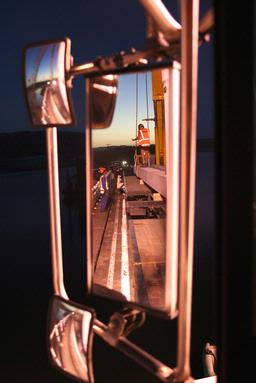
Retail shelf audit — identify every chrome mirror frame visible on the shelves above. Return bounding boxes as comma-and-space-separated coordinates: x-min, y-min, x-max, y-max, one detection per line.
47, 295, 96, 383
85, 59, 180, 320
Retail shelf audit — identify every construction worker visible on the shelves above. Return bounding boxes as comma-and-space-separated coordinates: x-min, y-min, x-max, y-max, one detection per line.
132, 123, 150, 166
98, 168, 109, 212
98, 167, 106, 177
98, 168, 117, 211
99, 168, 108, 194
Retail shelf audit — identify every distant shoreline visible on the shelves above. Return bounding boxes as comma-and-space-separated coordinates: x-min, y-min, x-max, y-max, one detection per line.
0, 131, 215, 173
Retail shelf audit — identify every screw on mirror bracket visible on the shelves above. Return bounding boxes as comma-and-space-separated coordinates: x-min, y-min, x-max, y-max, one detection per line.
113, 51, 125, 68
108, 307, 146, 338
199, 31, 211, 44
95, 55, 113, 71
94, 52, 125, 72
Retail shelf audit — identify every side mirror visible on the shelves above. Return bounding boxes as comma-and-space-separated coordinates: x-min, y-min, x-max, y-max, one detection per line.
89, 74, 118, 129
86, 63, 181, 319
23, 38, 75, 127
47, 295, 95, 382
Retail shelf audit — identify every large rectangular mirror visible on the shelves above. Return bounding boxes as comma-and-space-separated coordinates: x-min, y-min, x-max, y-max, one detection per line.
23, 38, 75, 127
86, 63, 180, 318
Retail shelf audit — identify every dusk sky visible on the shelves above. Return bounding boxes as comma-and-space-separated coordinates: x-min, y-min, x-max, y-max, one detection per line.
92, 71, 155, 147
0, 0, 214, 138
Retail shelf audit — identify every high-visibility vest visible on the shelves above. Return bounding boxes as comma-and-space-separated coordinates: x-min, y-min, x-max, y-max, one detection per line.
100, 174, 109, 194
138, 128, 150, 147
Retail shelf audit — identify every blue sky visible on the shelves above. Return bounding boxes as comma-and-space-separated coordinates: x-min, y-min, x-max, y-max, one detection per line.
92, 71, 155, 147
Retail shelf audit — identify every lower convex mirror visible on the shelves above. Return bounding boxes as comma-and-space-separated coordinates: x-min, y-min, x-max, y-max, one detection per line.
47, 295, 95, 382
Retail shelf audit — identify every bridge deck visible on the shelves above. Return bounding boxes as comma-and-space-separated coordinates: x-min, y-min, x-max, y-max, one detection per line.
134, 166, 167, 198
129, 218, 165, 309
125, 175, 151, 198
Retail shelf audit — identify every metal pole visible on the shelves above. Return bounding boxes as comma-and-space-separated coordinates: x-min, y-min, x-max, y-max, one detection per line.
164, 61, 181, 318
93, 319, 173, 382
139, 0, 181, 42
46, 127, 68, 299
176, 0, 199, 381
85, 80, 93, 293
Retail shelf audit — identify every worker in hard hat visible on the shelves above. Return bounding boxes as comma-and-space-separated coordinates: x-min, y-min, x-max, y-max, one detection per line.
99, 168, 110, 212
98, 167, 106, 175
132, 123, 150, 166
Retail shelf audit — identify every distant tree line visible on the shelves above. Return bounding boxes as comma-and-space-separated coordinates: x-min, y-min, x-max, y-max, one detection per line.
0, 131, 85, 160
0, 131, 215, 173
92, 145, 156, 169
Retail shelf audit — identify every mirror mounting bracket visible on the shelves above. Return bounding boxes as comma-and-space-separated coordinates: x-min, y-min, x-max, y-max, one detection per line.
108, 307, 146, 338
144, 13, 172, 52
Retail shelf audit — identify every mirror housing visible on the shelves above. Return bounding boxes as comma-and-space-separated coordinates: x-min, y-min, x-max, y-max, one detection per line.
86, 61, 181, 319
23, 38, 75, 127
47, 295, 95, 382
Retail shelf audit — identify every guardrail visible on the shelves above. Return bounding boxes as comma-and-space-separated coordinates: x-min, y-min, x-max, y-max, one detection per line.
92, 181, 101, 206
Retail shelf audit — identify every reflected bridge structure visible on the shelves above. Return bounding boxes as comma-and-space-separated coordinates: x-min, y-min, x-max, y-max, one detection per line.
92, 170, 167, 311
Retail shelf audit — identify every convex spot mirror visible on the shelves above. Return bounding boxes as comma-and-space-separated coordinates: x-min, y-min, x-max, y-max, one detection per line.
47, 295, 95, 382
23, 38, 75, 127
90, 74, 118, 129
86, 62, 181, 319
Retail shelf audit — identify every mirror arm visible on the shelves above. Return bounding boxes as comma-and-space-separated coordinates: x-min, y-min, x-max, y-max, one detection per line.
93, 318, 174, 382
108, 308, 146, 338
46, 127, 68, 299
199, 8, 215, 40
176, 0, 200, 381
68, 19, 213, 81
68, 47, 174, 79
140, 1, 214, 47
139, 0, 181, 43
144, 14, 171, 51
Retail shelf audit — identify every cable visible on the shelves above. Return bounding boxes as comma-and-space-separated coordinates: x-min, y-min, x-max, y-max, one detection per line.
145, 72, 150, 130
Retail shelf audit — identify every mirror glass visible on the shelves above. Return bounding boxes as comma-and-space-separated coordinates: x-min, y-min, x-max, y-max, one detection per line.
90, 74, 118, 129
24, 39, 75, 127
48, 295, 95, 382
87, 66, 179, 316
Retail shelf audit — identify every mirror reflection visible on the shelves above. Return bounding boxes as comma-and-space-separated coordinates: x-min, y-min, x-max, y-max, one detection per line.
90, 69, 170, 312
24, 39, 74, 126
48, 295, 95, 382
